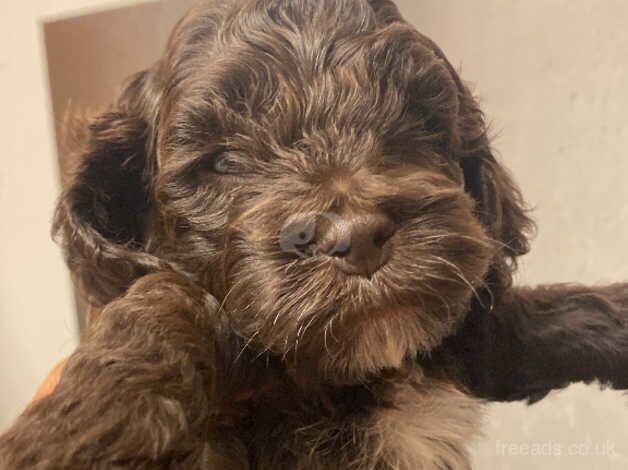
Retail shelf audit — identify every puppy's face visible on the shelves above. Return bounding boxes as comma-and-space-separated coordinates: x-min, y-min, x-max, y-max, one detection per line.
56, 0, 532, 384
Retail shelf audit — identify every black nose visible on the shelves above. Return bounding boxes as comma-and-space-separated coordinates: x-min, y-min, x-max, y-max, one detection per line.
318, 212, 395, 276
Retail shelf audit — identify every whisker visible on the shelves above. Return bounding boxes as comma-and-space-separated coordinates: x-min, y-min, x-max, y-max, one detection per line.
233, 331, 259, 363
429, 255, 485, 308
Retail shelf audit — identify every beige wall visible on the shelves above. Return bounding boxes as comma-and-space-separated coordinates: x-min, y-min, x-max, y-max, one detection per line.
397, 0, 628, 468
1, 1, 627, 468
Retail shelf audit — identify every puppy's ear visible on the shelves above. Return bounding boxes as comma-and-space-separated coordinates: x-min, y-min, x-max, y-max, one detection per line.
454, 83, 534, 262
53, 69, 167, 306
415, 34, 535, 290
457, 95, 536, 292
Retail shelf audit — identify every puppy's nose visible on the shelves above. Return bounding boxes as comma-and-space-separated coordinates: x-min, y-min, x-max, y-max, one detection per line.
319, 213, 395, 276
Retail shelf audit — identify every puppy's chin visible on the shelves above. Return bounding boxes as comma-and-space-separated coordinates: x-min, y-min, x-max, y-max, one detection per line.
223, 255, 485, 385
290, 304, 465, 385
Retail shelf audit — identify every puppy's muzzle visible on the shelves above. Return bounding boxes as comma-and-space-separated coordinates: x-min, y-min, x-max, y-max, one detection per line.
317, 212, 395, 277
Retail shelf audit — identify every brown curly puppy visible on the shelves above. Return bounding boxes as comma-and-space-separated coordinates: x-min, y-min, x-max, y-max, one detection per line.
1, 1, 627, 468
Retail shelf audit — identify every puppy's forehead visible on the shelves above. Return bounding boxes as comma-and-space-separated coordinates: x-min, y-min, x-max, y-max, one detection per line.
163, 0, 458, 159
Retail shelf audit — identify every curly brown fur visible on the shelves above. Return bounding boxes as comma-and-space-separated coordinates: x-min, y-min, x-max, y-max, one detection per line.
1, 0, 626, 468
0, 273, 251, 469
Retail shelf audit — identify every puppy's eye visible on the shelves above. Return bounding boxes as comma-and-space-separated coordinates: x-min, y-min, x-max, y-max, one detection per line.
212, 154, 246, 175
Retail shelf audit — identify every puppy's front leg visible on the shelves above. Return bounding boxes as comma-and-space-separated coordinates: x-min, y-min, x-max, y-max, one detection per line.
0, 272, 248, 469
443, 283, 628, 402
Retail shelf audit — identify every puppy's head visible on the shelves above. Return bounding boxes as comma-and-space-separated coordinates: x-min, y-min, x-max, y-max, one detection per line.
55, 0, 533, 383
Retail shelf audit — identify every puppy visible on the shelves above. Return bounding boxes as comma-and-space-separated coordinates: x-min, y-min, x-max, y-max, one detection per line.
1, 1, 627, 468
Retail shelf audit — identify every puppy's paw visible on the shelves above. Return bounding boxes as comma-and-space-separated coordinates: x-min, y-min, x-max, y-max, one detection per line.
0, 271, 239, 469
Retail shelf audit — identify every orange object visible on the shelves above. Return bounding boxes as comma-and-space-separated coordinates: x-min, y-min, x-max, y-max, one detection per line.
33, 358, 67, 402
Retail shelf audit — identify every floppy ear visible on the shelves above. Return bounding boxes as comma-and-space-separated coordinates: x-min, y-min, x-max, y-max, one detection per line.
53, 69, 167, 306
455, 88, 534, 269
413, 34, 535, 293
455, 96, 535, 293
